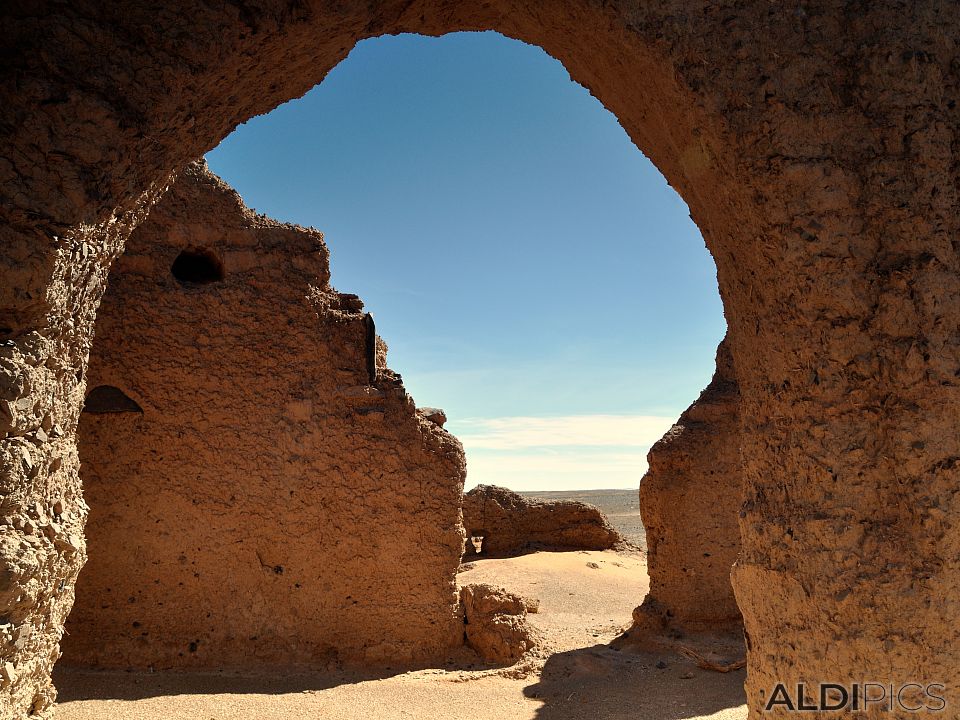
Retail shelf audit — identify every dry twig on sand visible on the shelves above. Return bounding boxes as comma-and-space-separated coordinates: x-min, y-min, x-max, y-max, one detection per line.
678, 646, 747, 673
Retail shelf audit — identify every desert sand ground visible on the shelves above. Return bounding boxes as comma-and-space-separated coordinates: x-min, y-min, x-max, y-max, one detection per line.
54, 491, 746, 720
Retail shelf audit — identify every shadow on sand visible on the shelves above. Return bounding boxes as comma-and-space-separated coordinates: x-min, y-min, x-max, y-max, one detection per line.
53, 664, 404, 702
53, 643, 491, 703
54, 640, 746, 720
524, 642, 746, 720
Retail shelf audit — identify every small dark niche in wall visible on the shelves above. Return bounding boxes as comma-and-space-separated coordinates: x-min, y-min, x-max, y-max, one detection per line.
83, 385, 143, 414
171, 248, 224, 285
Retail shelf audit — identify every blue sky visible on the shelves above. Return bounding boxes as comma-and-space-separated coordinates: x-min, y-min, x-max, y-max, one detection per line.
206, 31, 726, 491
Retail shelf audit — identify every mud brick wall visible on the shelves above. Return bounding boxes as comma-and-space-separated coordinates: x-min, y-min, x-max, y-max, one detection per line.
3, 2, 959, 716
635, 338, 741, 632
61, 164, 467, 670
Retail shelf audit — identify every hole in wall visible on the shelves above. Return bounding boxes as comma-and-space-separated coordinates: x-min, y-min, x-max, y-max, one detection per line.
82, 385, 143, 414
468, 534, 485, 554
171, 248, 224, 285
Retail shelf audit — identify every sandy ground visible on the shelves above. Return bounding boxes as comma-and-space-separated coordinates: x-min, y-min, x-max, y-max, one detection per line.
54, 550, 747, 720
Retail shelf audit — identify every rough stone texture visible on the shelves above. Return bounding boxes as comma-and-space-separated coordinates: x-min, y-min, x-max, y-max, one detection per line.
633, 338, 742, 632
60, 163, 467, 671
417, 407, 448, 428
0, 184, 165, 717
462, 485, 621, 557
460, 583, 537, 665
2, 1, 960, 717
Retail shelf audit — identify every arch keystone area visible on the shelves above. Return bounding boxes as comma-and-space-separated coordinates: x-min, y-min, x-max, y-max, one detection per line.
2, 2, 959, 718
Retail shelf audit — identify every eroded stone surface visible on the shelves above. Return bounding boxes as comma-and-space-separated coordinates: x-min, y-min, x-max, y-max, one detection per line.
61, 163, 467, 670
2, 2, 959, 717
633, 338, 742, 633
462, 485, 621, 558
0, 180, 167, 717
460, 583, 538, 665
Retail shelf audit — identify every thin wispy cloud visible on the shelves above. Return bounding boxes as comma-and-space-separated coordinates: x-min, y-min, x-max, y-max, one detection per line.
445, 414, 678, 491
463, 448, 653, 491
448, 414, 676, 450
466, 450, 650, 474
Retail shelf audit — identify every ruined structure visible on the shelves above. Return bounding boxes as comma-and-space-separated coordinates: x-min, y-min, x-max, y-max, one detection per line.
462, 485, 621, 557
3, 2, 959, 717
634, 338, 741, 632
460, 583, 539, 665
61, 163, 467, 670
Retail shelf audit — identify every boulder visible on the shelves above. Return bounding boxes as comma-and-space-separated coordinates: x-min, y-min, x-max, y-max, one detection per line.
418, 407, 448, 427
460, 583, 538, 664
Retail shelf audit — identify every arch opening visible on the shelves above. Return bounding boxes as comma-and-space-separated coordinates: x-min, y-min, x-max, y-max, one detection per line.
64, 32, 742, 717
11, 4, 756, 716
3, 3, 950, 719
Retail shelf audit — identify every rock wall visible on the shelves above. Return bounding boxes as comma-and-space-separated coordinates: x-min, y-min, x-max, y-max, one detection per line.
60, 163, 467, 670
462, 485, 621, 557
3, 2, 960, 717
634, 338, 741, 632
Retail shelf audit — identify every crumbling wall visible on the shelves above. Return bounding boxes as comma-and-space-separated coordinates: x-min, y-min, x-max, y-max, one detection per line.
633, 338, 741, 632
462, 484, 621, 557
60, 163, 467, 670
3, 2, 960, 717
459, 583, 538, 665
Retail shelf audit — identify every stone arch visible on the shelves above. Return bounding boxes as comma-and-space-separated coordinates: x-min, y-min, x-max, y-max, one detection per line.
2, 2, 958, 718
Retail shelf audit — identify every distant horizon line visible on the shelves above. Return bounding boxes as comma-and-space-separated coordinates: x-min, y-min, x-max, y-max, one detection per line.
465, 485, 638, 492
